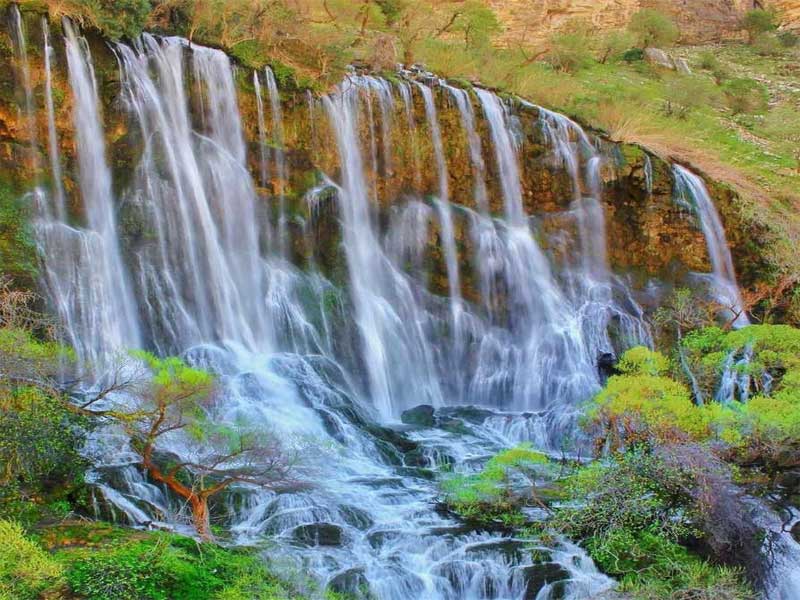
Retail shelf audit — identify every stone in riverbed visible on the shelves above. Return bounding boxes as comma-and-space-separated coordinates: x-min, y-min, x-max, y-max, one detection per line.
517, 563, 570, 599
401, 404, 436, 427
328, 567, 370, 598
292, 522, 343, 547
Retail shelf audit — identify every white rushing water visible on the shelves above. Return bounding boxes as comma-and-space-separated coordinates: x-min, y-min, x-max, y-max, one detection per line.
7, 17, 772, 599
673, 164, 749, 328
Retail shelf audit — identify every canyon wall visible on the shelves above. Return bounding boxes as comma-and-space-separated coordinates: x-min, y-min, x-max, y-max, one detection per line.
489, 0, 799, 46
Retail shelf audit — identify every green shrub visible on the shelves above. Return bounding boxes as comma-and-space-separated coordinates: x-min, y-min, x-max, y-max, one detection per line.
0, 183, 37, 285
628, 9, 680, 48
442, 444, 549, 525
0, 385, 88, 524
0, 519, 64, 600
617, 347, 671, 377
59, 530, 294, 600
554, 451, 700, 543
622, 48, 645, 62
663, 76, 719, 119
723, 78, 769, 115
777, 31, 799, 48
741, 9, 777, 44
586, 526, 752, 599
753, 33, 784, 56
548, 31, 594, 73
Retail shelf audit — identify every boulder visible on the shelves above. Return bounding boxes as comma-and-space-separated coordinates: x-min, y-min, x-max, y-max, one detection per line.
401, 404, 436, 427
644, 48, 675, 69
328, 567, 370, 598
517, 563, 570, 599
675, 58, 692, 75
292, 522, 343, 547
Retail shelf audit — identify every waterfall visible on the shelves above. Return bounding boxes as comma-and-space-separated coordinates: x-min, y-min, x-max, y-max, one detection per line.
42, 18, 65, 220
8, 4, 41, 187
323, 77, 444, 419
265, 67, 289, 257
445, 84, 489, 214
673, 165, 749, 328
416, 82, 463, 344
116, 36, 273, 353
35, 21, 144, 366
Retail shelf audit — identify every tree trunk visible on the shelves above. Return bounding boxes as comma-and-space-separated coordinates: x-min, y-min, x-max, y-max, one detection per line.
190, 495, 212, 541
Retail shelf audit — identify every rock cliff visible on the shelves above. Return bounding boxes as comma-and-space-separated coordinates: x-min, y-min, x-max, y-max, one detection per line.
489, 0, 799, 46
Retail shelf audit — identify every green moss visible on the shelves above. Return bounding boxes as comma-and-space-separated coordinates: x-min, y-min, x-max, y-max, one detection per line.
49, 524, 300, 600
0, 183, 37, 285
0, 382, 88, 526
0, 519, 64, 600
441, 444, 549, 526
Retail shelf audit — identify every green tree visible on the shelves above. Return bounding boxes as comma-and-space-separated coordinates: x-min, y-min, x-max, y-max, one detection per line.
628, 9, 679, 48
595, 30, 635, 64
93, 352, 297, 540
548, 27, 594, 73
662, 76, 719, 119
740, 8, 777, 44
452, 0, 500, 50
722, 78, 769, 115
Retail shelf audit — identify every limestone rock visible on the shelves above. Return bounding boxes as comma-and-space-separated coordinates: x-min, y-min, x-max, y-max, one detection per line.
645, 48, 675, 69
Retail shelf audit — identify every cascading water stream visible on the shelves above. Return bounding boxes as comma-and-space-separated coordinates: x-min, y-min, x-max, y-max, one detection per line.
42, 18, 65, 221
416, 81, 464, 367
475, 89, 599, 410
265, 67, 289, 257
322, 77, 445, 420
445, 84, 489, 214
673, 165, 749, 328
8, 4, 41, 188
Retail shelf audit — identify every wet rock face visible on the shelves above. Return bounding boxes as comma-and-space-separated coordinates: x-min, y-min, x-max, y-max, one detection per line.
401, 404, 436, 427
292, 522, 344, 546
517, 562, 570, 599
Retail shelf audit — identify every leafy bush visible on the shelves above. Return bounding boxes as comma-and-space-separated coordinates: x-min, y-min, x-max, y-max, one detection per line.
723, 78, 769, 115
0, 183, 37, 285
0, 385, 88, 524
663, 76, 719, 119
555, 451, 700, 542
595, 30, 636, 64
586, 527, 752, 599
697, 51, 730, 83
548, 30, 594, 73
622, 48, 645, 63
58, 529, 294, 600
585, 372, 712, 451
753, 33, 784, 56
442, 444, 549, 525
617, 346, 671, 377
554, 452, 755, 599
0, 519, 64, 600
741, 9, 777, 44
628, 9, 679, 49
777, 31, 799, 48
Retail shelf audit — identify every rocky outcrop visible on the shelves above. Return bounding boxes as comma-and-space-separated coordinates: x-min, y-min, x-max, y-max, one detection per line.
489, 0, 798, 45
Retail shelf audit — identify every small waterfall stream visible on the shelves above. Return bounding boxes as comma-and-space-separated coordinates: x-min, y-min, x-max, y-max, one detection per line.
673, 164, 749, 328
6, 13, 789, 599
